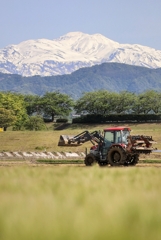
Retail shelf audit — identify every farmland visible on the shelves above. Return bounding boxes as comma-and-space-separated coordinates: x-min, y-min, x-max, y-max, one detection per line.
0, 123, 161, 239
0, 166, 161, 240
0, 122, 161, 152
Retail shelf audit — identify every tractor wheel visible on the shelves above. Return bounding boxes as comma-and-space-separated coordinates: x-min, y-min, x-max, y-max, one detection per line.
107, 146, 126, 166
84, 154, 96, 166
124, 154, 139, 166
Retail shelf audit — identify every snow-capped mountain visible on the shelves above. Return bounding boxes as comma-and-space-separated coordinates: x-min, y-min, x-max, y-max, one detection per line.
0, 32, 161, 76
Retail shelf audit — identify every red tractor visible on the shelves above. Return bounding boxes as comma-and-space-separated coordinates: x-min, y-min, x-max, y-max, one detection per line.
58, 126, 156, 166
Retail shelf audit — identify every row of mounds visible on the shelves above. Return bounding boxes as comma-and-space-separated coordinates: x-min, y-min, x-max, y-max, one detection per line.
0, 151, 86, 160
0, 151, 161, 160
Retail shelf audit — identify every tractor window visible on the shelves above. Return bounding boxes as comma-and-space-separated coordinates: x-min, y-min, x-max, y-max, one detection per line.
103, 131, 114, 149
115, 130, 130, 144
122, 130, 130, 144
104, 131, 114, 143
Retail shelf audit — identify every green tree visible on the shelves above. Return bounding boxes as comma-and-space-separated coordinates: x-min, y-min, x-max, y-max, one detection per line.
24, 94, 42, 116
40, 92, 74, 122
0, 92, 28, 130
114, 91, 136, 114
0, 108, 17, 131
130, 90, 161, 114
24, 115, 46, 131
74, 91, 98, 114
139, 90, 161, 114
75, 90, 136, 115
153, 92, 161, 113
75, 90, 119, 115
90, 90, 118, 115
130, 94, 143, 114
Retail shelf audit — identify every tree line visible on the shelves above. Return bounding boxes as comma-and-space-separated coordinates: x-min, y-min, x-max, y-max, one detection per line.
0, 90, 161, 130
75, 90, 161, 115
0, 91, 74, 130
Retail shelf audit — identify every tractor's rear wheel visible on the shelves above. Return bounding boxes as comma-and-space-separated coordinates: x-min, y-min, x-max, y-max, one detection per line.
124, 154, 139, 166
107, 146, 126, 166
84, 154, 96, 166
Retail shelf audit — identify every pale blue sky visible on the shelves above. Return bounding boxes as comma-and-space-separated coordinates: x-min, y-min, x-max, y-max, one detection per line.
1, 0, 161, 49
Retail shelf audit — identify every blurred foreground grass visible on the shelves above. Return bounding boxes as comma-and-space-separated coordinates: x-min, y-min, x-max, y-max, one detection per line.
0, 166, 161, 240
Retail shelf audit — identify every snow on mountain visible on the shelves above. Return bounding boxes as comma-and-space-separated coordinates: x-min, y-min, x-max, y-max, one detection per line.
0, 31, 161, 76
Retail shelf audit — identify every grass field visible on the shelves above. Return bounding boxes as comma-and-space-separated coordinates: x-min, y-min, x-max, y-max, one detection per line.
0, 122, 161, 152
0, 166, 161, 240
0, 123, 161, 239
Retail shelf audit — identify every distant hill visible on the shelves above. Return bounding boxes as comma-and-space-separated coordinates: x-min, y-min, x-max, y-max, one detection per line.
0, 62, 161, 99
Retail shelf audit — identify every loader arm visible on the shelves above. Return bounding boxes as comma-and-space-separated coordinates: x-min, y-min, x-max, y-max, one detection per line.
58, 130, 104, 146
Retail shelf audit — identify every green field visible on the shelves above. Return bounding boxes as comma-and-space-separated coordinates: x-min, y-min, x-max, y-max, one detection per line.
0, 166, 161, 240
0, 123, 161, 239
0, 122, 161, 152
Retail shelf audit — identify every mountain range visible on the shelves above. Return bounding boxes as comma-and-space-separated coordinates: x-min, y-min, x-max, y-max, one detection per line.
0, 62, 161, 99
0, 32, 161, 77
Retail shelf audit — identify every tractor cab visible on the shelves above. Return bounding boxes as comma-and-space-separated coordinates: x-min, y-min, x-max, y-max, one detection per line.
101, 127, 131, 157
103, 127, 131, 146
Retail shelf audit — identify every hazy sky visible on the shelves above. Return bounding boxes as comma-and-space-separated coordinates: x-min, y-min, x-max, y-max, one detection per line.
1, 0, 161, 50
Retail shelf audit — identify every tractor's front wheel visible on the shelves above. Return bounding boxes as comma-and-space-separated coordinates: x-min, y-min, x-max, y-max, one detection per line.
84, 154, 96, 166
107, 146, 126, 166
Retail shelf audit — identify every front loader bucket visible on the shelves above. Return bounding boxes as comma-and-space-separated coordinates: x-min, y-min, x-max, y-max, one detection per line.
58, 135, 83, 146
